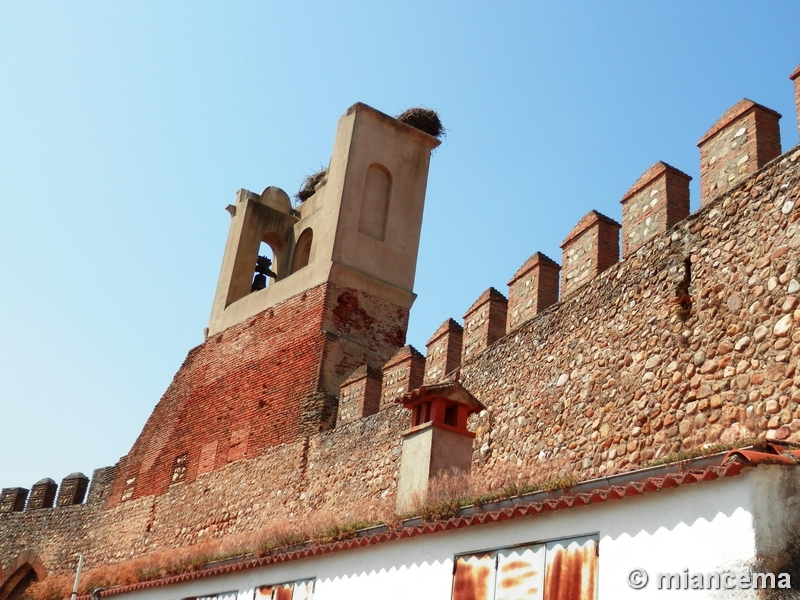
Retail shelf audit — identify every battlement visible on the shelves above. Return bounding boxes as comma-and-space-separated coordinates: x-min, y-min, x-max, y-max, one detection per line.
0, 468, 114, 514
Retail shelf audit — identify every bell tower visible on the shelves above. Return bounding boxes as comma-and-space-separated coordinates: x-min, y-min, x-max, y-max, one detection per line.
107, 103, 441, 503
208, 102, 441, 341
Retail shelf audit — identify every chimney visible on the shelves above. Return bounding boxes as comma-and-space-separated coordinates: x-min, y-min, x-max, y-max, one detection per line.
380, 345, 425, 410
620, 162, 691, 257
423, 319, 463, 384
560, 211, 621, 298
462, 288, 508, 363
336, 365, 382, 426
506, 252, 560, 332
698, 99, 781, 205
395, 381, 485, 514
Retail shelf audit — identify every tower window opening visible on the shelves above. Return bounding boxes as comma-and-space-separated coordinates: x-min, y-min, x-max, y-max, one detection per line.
291, 228, 314, 274
252, 242, 277, 292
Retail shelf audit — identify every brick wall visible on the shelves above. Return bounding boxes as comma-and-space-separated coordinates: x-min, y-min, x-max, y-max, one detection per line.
108, 281, 408, 506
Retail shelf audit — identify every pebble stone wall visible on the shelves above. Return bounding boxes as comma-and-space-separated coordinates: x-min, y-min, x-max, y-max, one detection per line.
463, 149, 800, 481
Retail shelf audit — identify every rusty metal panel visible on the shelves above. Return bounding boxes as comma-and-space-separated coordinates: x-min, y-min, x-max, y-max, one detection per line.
495, 544, 546, 600
452, 553, 498, 600
543, 536, 598, 600
198, 592, 237, 600
273, 585, 293, 600
290, 581, 315, 600
255, 586, 274, 600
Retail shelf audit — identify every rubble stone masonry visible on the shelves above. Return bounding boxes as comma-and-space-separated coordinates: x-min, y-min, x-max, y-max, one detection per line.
463, 149, 800, 482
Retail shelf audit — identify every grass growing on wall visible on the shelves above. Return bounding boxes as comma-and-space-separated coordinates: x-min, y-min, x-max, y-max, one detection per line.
24, 440, 750, 600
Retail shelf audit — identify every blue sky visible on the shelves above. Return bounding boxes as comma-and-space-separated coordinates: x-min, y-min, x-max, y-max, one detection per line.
1, 2, 799, 487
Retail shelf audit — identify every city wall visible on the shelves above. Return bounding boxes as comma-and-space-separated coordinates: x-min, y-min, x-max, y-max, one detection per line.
3, 66, 800, 583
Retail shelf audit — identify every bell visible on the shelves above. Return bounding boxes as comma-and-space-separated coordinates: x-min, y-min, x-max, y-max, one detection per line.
251, 273, 267, 292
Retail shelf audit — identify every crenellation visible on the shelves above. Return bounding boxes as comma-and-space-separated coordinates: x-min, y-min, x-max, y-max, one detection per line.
0, 488, 28, 513
560, 210, 621, 297
462, 288, 508, 363
85, 466, 116, 505
336, 365, 383, 426
791, 65, 800, 138
25, 479, 57, 511
55, 473, 89, 507
506, 252, 560, 332
620, 161, 691, 258
423, 319, 463, 383
380, 345, 425, 409
698, 99, 781, 205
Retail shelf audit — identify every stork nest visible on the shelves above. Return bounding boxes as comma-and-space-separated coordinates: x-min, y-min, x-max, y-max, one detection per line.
396, 108, 444, 139
296, 168, 328, 202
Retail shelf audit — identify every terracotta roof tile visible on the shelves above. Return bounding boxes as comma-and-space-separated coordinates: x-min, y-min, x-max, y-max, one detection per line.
92, 459, 749, 598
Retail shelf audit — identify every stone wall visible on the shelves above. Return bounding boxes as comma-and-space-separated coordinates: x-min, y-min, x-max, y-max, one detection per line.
463, 149, 800, 481
0, 408, 407, 575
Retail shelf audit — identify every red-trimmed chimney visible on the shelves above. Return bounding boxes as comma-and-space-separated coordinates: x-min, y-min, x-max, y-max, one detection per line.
560, 210, 621, 298
395, 381, 485, 513
424, 319, 463, 384
506, 252, 560, 332
620, 162, 691, 257
336, 365, 382, 426
698, 99, 781, 206
462, 288, 508, 363
380, 345, 425, 410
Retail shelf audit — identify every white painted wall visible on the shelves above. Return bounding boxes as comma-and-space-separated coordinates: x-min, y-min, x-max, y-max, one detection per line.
120, 471, 762, 600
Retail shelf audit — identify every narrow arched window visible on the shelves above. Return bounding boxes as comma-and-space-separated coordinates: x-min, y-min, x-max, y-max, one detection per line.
358, 163, 392, 241
291, 228, 313, 273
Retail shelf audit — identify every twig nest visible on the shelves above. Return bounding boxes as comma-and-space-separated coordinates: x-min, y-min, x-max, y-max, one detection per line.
396, 108, 444, 139
296, 169, 328, 202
